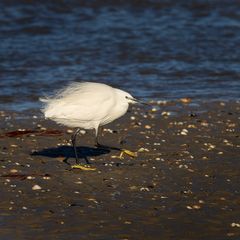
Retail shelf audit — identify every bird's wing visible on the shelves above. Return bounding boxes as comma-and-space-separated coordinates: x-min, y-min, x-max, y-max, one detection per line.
42, 82, 116, 122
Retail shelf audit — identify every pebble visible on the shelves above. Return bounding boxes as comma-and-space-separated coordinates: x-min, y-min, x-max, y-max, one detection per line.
145, 125, 151, 129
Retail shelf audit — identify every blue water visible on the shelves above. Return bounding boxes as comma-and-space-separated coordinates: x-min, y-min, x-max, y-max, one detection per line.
0, 1, 240, 111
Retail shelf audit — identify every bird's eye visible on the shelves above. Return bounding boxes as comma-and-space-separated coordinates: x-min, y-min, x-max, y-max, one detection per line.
125, 96, 129, 99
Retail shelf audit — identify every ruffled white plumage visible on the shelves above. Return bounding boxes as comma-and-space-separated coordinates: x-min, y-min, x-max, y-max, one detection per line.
40, 82, 130, 130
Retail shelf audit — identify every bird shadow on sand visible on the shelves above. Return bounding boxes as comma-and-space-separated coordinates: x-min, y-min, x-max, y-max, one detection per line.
31, 146, 111, 165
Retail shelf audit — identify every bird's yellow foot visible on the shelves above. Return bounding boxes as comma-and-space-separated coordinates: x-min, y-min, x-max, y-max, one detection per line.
71, 164, 96, 171
119, 149, 138, 159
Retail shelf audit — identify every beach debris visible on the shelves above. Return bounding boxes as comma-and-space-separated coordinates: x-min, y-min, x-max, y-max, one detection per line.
32, 184, 42, 190
156, 100, 167, 105
201, 122, 209, 127
138, 147, 150, 152
87, 198, 99, 204
80, 130, 86, 135
129, 185, 138, 191
180, 98, 191, 104
186, 205, 201, 210
161, 111, 171, 116
10, 144, 18, 148
71, 164, 96, 171
2, 129, 62, 138
180, 129, 188, 135
119, 149, 138, 158
140, 187, 150, 192
26, 176, 35, 180
124, 221, 132, 224
204, 143, 216, 150
231, 223, 240, 228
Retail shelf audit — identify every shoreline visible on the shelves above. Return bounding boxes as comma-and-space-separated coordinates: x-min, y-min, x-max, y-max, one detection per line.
0, 100, 239, 239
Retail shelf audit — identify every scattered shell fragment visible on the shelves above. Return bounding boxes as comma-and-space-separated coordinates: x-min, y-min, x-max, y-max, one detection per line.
180, 98, 191, 103
80, 130, 86, 135
180, 129, 188, 135
138, 147, 149, 152
231, 223, 240, 228
161, 111, 171, 116
10, 144, 18, 148
32, 184, 42, 190
140, 187, 150, 192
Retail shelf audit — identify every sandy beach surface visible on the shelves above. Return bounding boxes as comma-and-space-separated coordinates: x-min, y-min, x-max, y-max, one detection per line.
0, 100, 239, 240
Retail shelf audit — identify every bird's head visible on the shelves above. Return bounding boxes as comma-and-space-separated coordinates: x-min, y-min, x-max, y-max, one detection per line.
116, 89, 148, 105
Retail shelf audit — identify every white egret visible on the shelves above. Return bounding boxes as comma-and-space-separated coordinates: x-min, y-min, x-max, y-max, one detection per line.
40, 82, 146, 169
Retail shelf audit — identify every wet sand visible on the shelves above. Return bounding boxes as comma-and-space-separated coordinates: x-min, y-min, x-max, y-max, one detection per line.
0, 100, 239, 240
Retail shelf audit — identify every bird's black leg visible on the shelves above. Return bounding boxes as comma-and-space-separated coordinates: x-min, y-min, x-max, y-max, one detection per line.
71, 129, 90, 165
95, 127, 102, 147
71, 128, 81, 164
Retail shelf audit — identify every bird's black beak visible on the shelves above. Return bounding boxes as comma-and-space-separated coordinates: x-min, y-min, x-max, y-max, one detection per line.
129, 97, 150, 106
